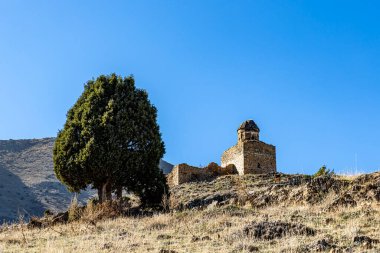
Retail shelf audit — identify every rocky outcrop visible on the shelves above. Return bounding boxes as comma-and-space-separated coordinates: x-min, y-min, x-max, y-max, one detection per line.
170, 172, 380, 211
243, 221, 316, 240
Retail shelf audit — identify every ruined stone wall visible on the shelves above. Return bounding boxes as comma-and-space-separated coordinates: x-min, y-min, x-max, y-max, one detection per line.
168, 164, 212, 186
167, 163, 238, 186
221, 144, 244, 175
243, 141, 276, 174
166, 168, 176, 187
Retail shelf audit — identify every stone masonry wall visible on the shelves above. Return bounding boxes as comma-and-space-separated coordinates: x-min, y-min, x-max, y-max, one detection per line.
168, 164, 211, 186
221, 144, 244, 175
167, 163, 238, 186
243, 141, 276, 174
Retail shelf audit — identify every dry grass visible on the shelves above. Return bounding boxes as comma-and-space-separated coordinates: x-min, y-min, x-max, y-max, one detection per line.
2, 172, 380, 252
1, 202, 380, 253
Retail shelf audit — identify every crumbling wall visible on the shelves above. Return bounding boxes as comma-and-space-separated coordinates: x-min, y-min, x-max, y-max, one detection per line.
166, 169, 176, 188
168, 164, 211, 186
168, 163, 238, 186
221, 144, 244, 175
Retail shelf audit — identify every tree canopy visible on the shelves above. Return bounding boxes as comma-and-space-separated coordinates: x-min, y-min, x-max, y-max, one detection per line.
53, 74, 167, 205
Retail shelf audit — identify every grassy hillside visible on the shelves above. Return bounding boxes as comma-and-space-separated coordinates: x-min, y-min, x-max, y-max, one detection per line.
1, 173, 379, 252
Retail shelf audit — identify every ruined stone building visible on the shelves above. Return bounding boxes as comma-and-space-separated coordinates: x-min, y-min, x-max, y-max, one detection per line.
221, 120, 276, 175
167, 119, 277, 186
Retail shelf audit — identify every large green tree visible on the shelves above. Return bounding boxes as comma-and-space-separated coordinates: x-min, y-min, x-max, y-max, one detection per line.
53, 74, 167, 205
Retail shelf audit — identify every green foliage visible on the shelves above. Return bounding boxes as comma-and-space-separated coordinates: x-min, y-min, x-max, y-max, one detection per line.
53, 74, 167, 205
303, 174, 312, 180
43, 209, 53, 216
313, 165, 334, 178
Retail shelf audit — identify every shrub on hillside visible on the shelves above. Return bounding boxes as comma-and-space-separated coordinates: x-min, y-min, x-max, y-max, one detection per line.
313, 165, 334, 178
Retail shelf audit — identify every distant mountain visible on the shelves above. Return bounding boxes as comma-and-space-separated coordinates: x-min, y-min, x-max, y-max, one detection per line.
160, 159, 174, 174
0, 138, 173, 222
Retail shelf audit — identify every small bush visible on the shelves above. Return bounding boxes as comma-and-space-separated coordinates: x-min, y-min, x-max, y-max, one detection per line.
81, 201, 124, 222
161, 193, 170, 212
206, 162, 220, 175
68, 197, 83, 222
313, 165, 334, 178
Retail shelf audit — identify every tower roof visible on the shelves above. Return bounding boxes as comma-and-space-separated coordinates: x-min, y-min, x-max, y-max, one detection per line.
238, 120, 260, 132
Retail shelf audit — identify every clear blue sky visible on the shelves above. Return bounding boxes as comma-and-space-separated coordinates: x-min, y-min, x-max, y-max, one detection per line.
1, 1, 379, 174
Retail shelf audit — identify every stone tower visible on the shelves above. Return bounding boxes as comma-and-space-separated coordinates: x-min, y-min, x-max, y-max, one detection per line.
238, 119, 260, 143
221, 120, 276, 175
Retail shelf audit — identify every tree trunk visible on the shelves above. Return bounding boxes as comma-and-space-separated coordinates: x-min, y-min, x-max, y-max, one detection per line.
102, 181, 109, 202
97, 187, 103, 204
100, 179, 113, 202
105, 181, 112, 201
116, 186, 122, 200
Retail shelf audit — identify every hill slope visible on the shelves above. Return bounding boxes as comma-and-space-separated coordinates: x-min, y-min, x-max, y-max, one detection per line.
0, 138, 173, 222
1, 173, 380, 252
0, 138, 94, 222
169, 173, 380, 210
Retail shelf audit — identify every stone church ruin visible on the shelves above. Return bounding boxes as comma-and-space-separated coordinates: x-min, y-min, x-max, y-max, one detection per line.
168, 120, 277, 186
221, 120, 276, 175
